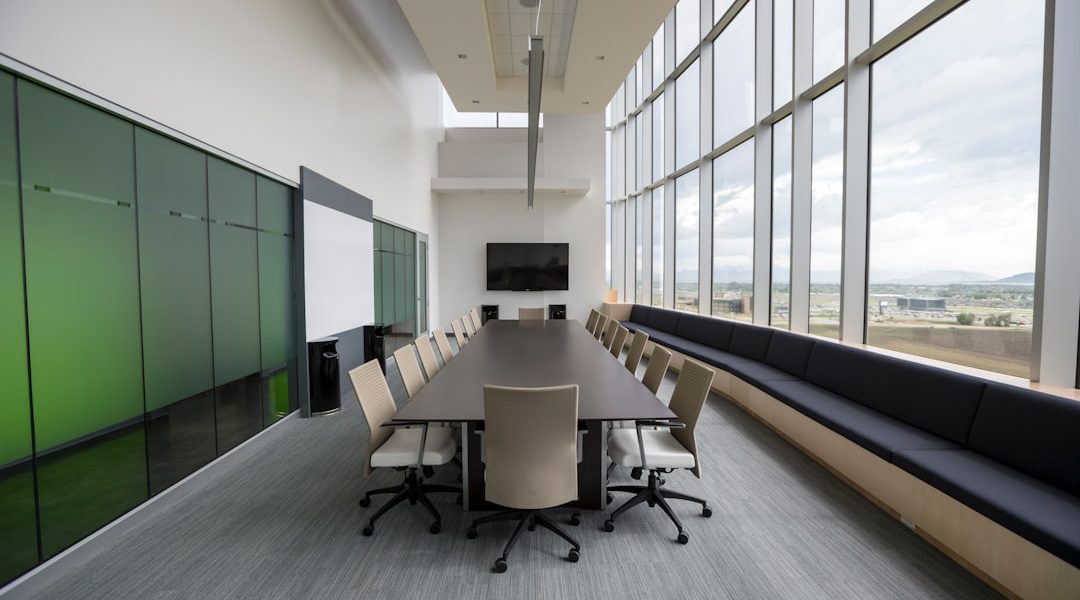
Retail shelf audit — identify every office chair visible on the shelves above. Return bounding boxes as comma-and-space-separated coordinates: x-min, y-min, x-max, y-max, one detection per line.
349, 360, 460, 536
462, 314, 477, 337
640, 345, 672, 395
518, 307, 545, 320
393, 345, 426, 399
470, 307, 483, 330
604, 359, 715, 543
608, 324, 629, 358
599, 319, 617, 348
466, 384, 582, 572
451, 319, 468, 349
585, 309, 600, 333
414, 334, 441, 379
432, 328, 454, 364
625, 330, 649, 375
592, 314, 608, 340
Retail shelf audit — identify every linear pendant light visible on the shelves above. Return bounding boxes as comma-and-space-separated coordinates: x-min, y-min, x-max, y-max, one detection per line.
527, 34, 544, 209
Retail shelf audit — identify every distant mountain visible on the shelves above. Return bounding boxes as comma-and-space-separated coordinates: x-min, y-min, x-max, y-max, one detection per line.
996, 272, 1035, 284
885, 270, 996, 285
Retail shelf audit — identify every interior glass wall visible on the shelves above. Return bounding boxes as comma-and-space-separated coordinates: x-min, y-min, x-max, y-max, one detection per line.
374, 220, 417, 355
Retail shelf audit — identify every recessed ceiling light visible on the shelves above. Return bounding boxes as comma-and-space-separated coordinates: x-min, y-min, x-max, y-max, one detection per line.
582, 101, 590, 105
457, 53, 467, 59
595, 55, 605, 61
472, 100, 480, 104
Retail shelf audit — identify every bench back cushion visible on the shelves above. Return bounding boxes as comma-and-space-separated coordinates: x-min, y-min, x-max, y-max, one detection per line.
765, 331, 816, 378
968, 384, 1080, 496
646, 307, 681, 335
728, 324, 774, 362
804, 342, 985, 445
628, 304, 651, 325
676, 314, 735, 350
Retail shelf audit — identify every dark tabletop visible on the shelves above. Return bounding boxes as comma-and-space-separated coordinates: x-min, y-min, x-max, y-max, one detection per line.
392, 319, 676, 422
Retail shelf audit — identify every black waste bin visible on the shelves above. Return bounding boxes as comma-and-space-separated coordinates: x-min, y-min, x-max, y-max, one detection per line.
308, 337, 341, 415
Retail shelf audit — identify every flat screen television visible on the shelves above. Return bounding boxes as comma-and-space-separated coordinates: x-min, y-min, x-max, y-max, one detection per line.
486, 243, 569, 291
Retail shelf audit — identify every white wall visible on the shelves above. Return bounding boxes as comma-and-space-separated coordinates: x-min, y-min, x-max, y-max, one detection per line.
436, 114, 606, 325
0, 0, 443, 325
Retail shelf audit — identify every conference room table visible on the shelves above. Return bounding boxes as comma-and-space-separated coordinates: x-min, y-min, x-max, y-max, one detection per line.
392, 319, 676, 510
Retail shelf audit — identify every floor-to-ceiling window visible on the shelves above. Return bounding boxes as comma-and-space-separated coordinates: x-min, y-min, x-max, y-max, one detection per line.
772, 116, 792, 329
809, 85, 844, 338
675, 171, 699, 313
712, 0, 755, 148
675, 60, 700, 170
652, 187, 664, 306
711, 140, 754, 320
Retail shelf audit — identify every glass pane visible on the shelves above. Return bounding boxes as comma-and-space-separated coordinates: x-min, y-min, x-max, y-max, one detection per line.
675, 0, 700, 64
867, 0, 1042, 378
380, 251, 394, 326
636, 55, 645, 106
418, 241, 428, 333
652, 187, 665, 306
712, 0, 756, 147
208, 157, 256, 227
711, 140, 755, 321
18, 81, 147, 558
814, 0, 845, 81
395, 252, 406, 323
635, 110, 643, 190
0, 71, 38, 584
626, 115, 636, 193
257, 176, 292, 235
374, 250, 383, 325
771, 116, 793, 328
262, 368, 291, 427
652, 23, 666, 89
652, 94, 664, 182
774, 0, 794, 108
259, 233, 293, 369
675, 59, 700, 169
675, 170, 699, 313
635, 196, 644, 302
810, 84, 844, 338
873, 0, 932, 41
605, 203, 612, 288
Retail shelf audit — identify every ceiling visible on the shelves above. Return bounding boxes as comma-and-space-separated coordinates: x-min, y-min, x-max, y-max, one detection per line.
396, 0, 674, 114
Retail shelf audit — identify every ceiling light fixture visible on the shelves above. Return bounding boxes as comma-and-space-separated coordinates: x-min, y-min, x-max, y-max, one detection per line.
595, 55, 605, 60
457, 53, 467, 59
472, 100, 480, 104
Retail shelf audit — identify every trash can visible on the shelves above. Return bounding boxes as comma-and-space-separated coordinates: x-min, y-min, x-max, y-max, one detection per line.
308, 337, 341, 415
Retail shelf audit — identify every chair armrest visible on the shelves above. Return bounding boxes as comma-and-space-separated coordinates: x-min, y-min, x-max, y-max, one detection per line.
383, 421, 430, 467
633, 420, 685, 471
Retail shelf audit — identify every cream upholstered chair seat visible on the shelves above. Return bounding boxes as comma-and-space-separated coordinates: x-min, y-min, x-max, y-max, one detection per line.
370, 426, 457, 468
607, 429, 696, 469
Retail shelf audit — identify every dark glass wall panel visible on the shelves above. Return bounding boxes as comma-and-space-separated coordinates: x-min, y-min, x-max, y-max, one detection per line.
0, 70, 38, 585
17, 81, 147, 558
134, 129, 216, 493
215, 375, 262, 453
208, 157, 256, 227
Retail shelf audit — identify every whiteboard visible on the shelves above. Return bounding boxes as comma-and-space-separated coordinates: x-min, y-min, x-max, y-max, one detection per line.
303, 200, 374, 340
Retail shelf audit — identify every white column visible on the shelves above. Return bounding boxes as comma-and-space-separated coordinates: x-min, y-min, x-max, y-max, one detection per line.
788, 0, 813, 333
698, 5, 714, 316
752, 0, 775, 325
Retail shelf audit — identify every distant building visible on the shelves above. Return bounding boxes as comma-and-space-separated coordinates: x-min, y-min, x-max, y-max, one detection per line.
897, 297, 946, 312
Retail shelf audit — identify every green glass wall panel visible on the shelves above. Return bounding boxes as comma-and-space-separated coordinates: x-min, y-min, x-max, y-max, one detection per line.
135, 130, 213, 410
258, 233, 293, 368
380, 251, 394, 325
209, 224, 260, 383
0, 70, 38, 585
395, 253, 406, 323
262, 368, 290, 427
208, 157, 255, 227
374, 251, 383, 325
17, 81, 147, 558
256, 176, 291, 234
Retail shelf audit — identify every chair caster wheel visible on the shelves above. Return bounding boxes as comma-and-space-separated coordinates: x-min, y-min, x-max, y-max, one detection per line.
358, 497, 370, 507
602, 520, 615, 533
493, 558, 508, 573
456, 494, 463, 506
429, 522, 441, 535
466, 528, 478, 540
422, 466, 435, 478
567, 549, 580, 563
606, 493, 613, 505
702, 506, 712, 518
677, 531, 689, 544
527, 523, 536, 532
569, 513, 581, 526
630, 467, 643, 480
362, 525, 374, 537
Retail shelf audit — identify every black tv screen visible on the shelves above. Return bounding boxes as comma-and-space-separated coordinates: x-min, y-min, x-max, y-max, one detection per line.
486, 243, 569, 291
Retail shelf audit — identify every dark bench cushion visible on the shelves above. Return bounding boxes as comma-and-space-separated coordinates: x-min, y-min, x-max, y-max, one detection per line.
803, 342, 985, 446
675, 313, 735, 350
765, 331, 817, 378
764, 381, 961, 461
967, 384, 1080, 497
628, 304, 651, 325
894, 449, 1080, 568
645, 307, 681, 335
728, 323, 774, 361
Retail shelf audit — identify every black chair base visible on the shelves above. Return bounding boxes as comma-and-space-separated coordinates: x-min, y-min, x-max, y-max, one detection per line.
604, 470, 711, 543
359, 467, 461, 536
466, 508, 582, 572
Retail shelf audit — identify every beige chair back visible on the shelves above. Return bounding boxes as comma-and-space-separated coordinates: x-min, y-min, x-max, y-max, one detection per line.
433, 327, 454, 364
414, 335, 440, 379
451, 319, 468, 348
625, 330, 649, 374
584, 309, 600, 332
518, 307, 545, 320
608, 325, 629, 357
600, 318, 618, 347
641, 345, 672, 395
592, 314, 608, 340
483, 384, 579, 510
393, 345, 426, 399
470, 307, 483, 330
668, 359, 715, 478
349, 360, 396, 477
463, 314, 477, 336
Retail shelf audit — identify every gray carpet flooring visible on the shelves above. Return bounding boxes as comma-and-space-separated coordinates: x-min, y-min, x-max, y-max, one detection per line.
19, 344, 1000, 600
